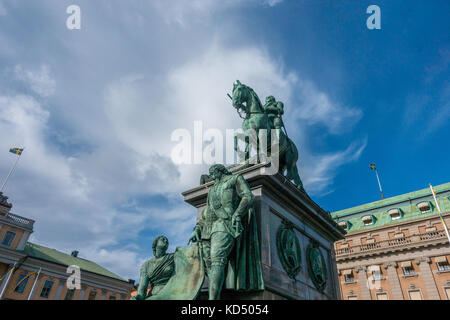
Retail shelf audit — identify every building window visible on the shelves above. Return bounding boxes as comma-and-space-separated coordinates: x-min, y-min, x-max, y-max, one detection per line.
347, 295, 358, 300
437, 262, 450, 272
388, 208, 402, 220
64, 288, 75, 300
88, 290, 97, 300
362, 215, 376, 226
417, 201, 432, 214
342, 269, 354, 283
40, 280, 54, 298
376, 292, 388, 300
408, 290, 423, 300
400, 261, 415, 276
109, 295, 117, 300
435, 256, 450, 271
344, 274, 355, 283
445, 287, 450, 300
1, 231, 16, 247
402, 266, 415, 276
372, 270, 383, 280
369, 266, 383, 280
14, 274, 29, 294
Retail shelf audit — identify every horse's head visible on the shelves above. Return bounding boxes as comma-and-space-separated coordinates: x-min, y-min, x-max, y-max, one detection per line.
231, 80, 248, 111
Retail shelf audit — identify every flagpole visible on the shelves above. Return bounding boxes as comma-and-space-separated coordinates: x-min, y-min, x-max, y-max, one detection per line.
429, 184, 450, 245
28, 267, 41, 300
374, 169, 384, 199
0, 149, 23, 193
0, 263, 16, 299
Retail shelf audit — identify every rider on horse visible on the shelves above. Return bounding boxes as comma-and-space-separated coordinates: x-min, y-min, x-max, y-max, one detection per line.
263, 95, 284, 136
263, 95, 289, 154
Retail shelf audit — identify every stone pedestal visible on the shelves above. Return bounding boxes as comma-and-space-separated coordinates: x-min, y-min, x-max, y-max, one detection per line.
181, 163, 345, 300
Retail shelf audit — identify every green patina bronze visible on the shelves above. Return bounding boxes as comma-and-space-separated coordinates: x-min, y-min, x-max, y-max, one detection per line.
306, 240, 328, 292
132, 236, 205, 300
276, 220, 302, 280
132, 236, 175, 300
230, 80, 306, 193
144, 244, 205, 300
133, 81, 317, 300
188, 164, 264, 300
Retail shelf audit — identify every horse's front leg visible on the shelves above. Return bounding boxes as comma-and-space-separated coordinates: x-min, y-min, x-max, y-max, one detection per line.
234, 133, 246, 163
245, 135, 250, 161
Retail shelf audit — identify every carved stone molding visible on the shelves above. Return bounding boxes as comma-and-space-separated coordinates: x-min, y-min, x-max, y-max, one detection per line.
383, 261, 398, 269
354, 266, 365, 273
414, 257, 431, 265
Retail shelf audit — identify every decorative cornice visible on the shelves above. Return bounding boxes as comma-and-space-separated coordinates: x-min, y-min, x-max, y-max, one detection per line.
354, 266, 365, 273
414, 257, 431, 265
383, 261, 398, 269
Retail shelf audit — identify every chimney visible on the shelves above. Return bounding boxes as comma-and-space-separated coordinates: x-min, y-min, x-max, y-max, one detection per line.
71, 250, 79, 257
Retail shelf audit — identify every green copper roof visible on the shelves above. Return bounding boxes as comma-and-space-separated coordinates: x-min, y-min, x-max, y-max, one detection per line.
332, 182, 450, 233
21, 242, 125, 281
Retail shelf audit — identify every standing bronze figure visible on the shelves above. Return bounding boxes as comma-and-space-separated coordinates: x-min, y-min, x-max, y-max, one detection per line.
188, 164, 264, 299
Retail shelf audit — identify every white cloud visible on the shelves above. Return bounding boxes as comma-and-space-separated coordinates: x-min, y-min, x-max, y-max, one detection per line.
301, 138, 368, 195
104, 42, 364, 196
264, 0, 284, 7
152, 0, 284, 26
0, 43, 365, 279
14, 65, 56, 97
290, 78, 363, 134
0, 1, 364, 281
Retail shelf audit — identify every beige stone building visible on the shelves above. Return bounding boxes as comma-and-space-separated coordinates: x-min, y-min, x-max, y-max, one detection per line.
0, 193, 134, 300
332, 182, 450, 300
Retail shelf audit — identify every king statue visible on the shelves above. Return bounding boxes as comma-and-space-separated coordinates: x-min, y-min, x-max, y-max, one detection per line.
188, 164, 264, 300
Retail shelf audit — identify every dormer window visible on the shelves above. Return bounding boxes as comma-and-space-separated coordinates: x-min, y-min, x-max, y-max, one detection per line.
417, 201, 432, 214
388, 208, 402, 220
338, 220, 352, 231
362, 215, 375, 226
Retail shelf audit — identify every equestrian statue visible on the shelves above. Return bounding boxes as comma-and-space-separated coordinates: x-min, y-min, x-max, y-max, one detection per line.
229, 80, 306, 194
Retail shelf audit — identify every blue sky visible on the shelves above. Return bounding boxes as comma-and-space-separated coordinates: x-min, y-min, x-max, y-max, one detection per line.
0, 0, 448, 280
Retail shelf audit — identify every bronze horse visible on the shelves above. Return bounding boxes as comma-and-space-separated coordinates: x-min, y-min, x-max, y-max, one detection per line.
231, 81, 305, 193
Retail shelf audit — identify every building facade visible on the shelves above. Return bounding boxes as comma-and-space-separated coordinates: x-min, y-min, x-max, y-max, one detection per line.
332, 183, 450, 300
0, 193, 134, 300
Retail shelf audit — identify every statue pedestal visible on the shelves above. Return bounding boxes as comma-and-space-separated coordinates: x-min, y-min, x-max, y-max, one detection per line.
181, 163, 345, 300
